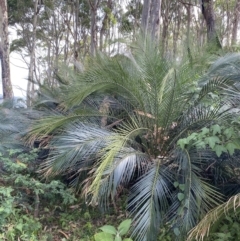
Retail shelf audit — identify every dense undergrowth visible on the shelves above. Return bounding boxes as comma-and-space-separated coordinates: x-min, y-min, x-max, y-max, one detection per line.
0, 149, 131, 241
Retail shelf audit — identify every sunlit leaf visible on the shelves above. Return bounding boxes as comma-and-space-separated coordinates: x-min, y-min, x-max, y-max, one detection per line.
177, 193, 185, 201
100, 225, 117, 235
118, 219, 132, 236
94, 232, 113, 241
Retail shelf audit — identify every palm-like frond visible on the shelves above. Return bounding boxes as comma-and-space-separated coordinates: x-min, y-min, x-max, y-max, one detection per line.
128, 162, 172, 241
168, 148, 222, 237
28, 37, 240, 241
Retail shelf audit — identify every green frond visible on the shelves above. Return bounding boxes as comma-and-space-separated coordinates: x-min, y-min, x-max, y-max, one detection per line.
168, 148, 222, 238
39, 122, 111, 178
88, 123, 149, 205
26, 109, 114, 144
128, 162, 172, 241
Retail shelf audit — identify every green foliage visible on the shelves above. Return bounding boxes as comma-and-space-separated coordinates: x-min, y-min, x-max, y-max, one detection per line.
0, 187, 14, 226
0, 183, 42, 241
177, 125, 239, 157
94, 219, 133, 241
158, 226, 174, 241
188, 194, 240, 241
206, 213, 240, 241
0, 148, 77, 240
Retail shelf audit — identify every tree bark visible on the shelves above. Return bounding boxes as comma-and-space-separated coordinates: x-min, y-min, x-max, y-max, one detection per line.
0, 0, 13, 99
161, 0, 169, 54
201, 0, 218, 44
88, 0, 100, 55
150, 0, 161, 41
27, 0, 39, 106
141, 0, 161, 41
99, 0, 113, 52
74, 0, 79, 70
141, 0, 151, 34
232, 0, 240, 45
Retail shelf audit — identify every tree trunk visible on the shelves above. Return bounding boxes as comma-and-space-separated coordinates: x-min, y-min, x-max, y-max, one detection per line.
173, 4, 181, 57
232, 0, 240, 45
161, 0, 169, 55
27, 0, 39, 106
150, 0, 161, 41
141, 0, 151, 34
201, 0, 218, 44
0, 0, 13, 99
88, 0, 100, 55
100, 0, 112, 52
226, 0, 230, 47
141, 0, 161, 41
186, 4, 191, 49
74, 0, 79, 70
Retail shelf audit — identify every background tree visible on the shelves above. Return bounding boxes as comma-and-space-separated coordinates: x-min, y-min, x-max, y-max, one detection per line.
201, 0, 221, 48
232, 0, 240, 45
0, 0, 12, 99
27, 0, 41, 106
141, 0, 161, 40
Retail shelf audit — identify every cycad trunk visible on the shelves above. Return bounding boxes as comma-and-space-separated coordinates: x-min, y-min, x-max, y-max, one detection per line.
0, 0, 13, 99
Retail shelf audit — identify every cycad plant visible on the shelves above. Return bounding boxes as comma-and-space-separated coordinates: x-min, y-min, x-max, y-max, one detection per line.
28, 38, 240, 241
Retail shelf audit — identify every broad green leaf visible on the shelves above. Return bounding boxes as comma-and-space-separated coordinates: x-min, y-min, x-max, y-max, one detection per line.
194, 140, 206, 149
223, 128, 234, 139
179, 184, 185, 191
177, 193, 185, 201
100, 225, 117, 235
213, 145, 227, 157
186, 133, 198, 142
211, 124, 221, 135
118, 219, 132, 236
123, 239, 133, 241
174, 181, 179, 188
226, 142, 237, 155
16, 223, 23, 232
94, 232, 113, 241
205, 136, 220, 149
201, 127, 210, 135
177, 138, 188, 149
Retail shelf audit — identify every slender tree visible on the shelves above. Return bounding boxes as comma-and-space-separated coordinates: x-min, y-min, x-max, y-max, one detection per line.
201, 0, 220, 45
27, 0, 40, 106
0, 0, 13, 99
141, 0, 161, 40
88, 0, 100, 55
232, 0, 240, 45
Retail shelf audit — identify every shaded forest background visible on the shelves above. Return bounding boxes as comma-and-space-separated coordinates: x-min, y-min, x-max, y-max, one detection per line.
1, 0, 240, 102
